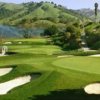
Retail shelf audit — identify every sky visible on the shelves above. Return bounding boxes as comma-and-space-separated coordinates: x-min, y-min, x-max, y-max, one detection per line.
0, 0, 100, 9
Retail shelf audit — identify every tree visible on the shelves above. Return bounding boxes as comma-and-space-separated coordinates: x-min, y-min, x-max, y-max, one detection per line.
65, 25, 81, 49
23, 33, 28, 38
51, 24, 82, 50
94, 2, 98, 22
51, 2, 54, 4
23, 33, 32, 38
85, 28, 100, 49
43, 25, 58, 36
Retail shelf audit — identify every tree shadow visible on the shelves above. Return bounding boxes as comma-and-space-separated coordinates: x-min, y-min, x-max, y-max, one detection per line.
31, 89, 100, 100
6, 51, 17, 55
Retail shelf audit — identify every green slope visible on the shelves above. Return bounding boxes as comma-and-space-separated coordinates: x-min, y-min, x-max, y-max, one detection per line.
0, 2, 84, 27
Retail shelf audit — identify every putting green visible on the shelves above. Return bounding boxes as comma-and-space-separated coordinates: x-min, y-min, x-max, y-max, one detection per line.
53, 57, 100, 75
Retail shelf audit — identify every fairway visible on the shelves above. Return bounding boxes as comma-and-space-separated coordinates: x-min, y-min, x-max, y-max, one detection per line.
0, 38, 100, 100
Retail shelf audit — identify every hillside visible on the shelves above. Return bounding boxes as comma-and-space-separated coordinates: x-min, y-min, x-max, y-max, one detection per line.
0, 1, 89, 38
0, 1, 84, 28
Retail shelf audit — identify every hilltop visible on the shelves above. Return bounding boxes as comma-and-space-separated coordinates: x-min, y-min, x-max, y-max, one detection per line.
0, 1, 84, 28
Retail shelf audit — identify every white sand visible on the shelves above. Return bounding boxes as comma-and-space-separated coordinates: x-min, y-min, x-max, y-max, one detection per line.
82, 47, 90, 51
18, 42, 22, 44
81, 47, 96, 52
0, 68, 12, 76
84, 83, 100, 94
57, 55, 68, 58
90, 54, 100, 57
57, 55, 72, 58
4, 42, 12, 45
0, 75, 31, 95
0, 54, 7, 57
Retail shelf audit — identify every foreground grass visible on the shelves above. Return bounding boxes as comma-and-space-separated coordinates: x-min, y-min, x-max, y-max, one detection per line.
0, 38, 100, 100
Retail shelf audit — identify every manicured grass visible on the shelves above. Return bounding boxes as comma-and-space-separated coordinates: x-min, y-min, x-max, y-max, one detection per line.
5, 38, 47, 45
0, 38, 100, 100
53, 57, 100, 74
8, 45, 62, 55
5, 38, 63, 55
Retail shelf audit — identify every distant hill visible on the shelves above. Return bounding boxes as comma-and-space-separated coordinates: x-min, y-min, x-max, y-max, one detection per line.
75, 8, 100, 21
0, 1, 85, 28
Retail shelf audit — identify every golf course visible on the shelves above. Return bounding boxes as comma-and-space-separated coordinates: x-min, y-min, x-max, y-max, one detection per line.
0, 38, 99, 100
0, 1, 100, 100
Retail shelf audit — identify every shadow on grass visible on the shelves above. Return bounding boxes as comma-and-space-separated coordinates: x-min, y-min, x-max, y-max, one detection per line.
6, 52, 17, 55
30, 72, 42, 80
31, 89, 100, 100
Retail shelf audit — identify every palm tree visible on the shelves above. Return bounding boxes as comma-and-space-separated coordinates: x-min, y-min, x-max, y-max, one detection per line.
94, 2, 98, 22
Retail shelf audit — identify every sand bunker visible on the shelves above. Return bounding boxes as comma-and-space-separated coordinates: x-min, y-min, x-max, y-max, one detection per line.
57, 55, 72, 58
90, 54, 100, 57
84, 83, 100, 94
0, 75, 31, 95
0, 54, 7, 57
81, 47, 96, 52
0, 68, 12, 76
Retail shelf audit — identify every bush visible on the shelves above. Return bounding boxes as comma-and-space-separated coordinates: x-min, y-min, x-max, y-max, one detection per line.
92, 41, 100, 50
53, 50, 100, 56
23, 33, 32, 38
50, 24, 82, 50
41, 5, 49, 11
43, 25, 58, 36
86, 31, 100, 48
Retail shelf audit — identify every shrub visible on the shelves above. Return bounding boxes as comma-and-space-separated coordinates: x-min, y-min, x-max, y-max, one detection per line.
43, 25, 58, 36
92, 41, 100, 50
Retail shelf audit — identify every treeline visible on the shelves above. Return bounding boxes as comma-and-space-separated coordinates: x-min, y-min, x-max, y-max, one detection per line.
43, 22, 82, 50
43, 22, 100, 50
85, 22, 100, 49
